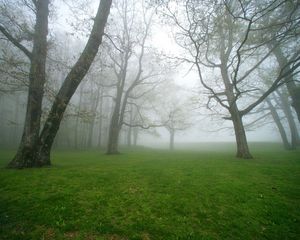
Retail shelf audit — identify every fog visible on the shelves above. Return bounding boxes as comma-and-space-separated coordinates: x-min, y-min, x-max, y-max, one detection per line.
0, 0, 299, 162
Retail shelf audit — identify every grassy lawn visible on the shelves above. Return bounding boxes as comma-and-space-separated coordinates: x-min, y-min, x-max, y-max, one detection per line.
0, 143, 299, 239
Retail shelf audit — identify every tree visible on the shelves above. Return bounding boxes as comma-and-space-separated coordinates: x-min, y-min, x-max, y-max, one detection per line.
105, 0, 158, 154
270, 43, 300, 122
160, 0, 300, 158
1, 0, 50, 167
154, 82, 192, 150
0, 0, 112, 168
164, 106, 191, 150
265, 89, 300, 150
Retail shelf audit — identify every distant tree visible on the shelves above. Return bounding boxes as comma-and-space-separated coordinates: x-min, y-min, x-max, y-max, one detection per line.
105, 0, 161, 154
164, 105, 191, 150
265, 89, 300, 150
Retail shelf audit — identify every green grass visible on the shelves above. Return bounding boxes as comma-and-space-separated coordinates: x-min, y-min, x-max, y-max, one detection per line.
0, 143, 299, 239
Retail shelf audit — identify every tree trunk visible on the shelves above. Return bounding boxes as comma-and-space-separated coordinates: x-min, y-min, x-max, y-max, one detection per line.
34, 0, 112, 165
266, 98, 292, 150
291, 87, 300, 122
127, 107, 133, 147
169, 129, 175, 150
87, 84, 101, 148
276, 91, 300, 148
12, 94, 21, 145
272, 44, 300, 122
8, 0, 49, 168
106, 124, 120, 154
75, 84, 84, 149
106, 69, 127, 154
97, 89, 104, 148
127, 127, 132, 147
107, 96, 121, 154
280, 94, 299, 149
133, 127, 139, 146
230, 106, 253, 159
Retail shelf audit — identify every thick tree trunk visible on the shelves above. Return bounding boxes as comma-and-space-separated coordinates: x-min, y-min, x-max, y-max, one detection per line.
230, 106, 253, 159
107, 124, 120, 154
34, 0, 112, 165
266, 98, 292, 150
8, 0, 49, 168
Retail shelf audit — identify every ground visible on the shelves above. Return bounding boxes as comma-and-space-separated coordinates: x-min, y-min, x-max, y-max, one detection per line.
0, 143, 299, 239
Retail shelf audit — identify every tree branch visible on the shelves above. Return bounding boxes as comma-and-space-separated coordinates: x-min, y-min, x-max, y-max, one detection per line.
0, 25, 32, 59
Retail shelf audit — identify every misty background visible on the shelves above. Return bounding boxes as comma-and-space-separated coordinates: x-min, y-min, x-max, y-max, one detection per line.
0, 0, 299, 152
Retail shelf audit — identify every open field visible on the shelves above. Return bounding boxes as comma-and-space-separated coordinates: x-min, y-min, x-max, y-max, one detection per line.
0, 143, 299, 239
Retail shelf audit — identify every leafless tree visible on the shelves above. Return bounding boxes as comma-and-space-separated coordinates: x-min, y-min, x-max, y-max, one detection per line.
105, 0, 161, 154
160, 0, 300, 158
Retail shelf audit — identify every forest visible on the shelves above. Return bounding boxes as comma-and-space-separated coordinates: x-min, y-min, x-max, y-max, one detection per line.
0, 0, 299, 239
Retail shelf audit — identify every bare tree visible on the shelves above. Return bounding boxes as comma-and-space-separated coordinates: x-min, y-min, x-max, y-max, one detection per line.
160, 0, 300, 158
105, 0, 159, 154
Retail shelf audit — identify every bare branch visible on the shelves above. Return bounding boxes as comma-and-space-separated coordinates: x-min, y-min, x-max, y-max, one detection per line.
0, 25, 32, 59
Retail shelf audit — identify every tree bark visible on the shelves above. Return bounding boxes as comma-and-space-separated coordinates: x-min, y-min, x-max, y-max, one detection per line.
8, 0, 49, 168
106, 123, 120, 154
35, 0, 112, 165
230, 106, 253, 159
